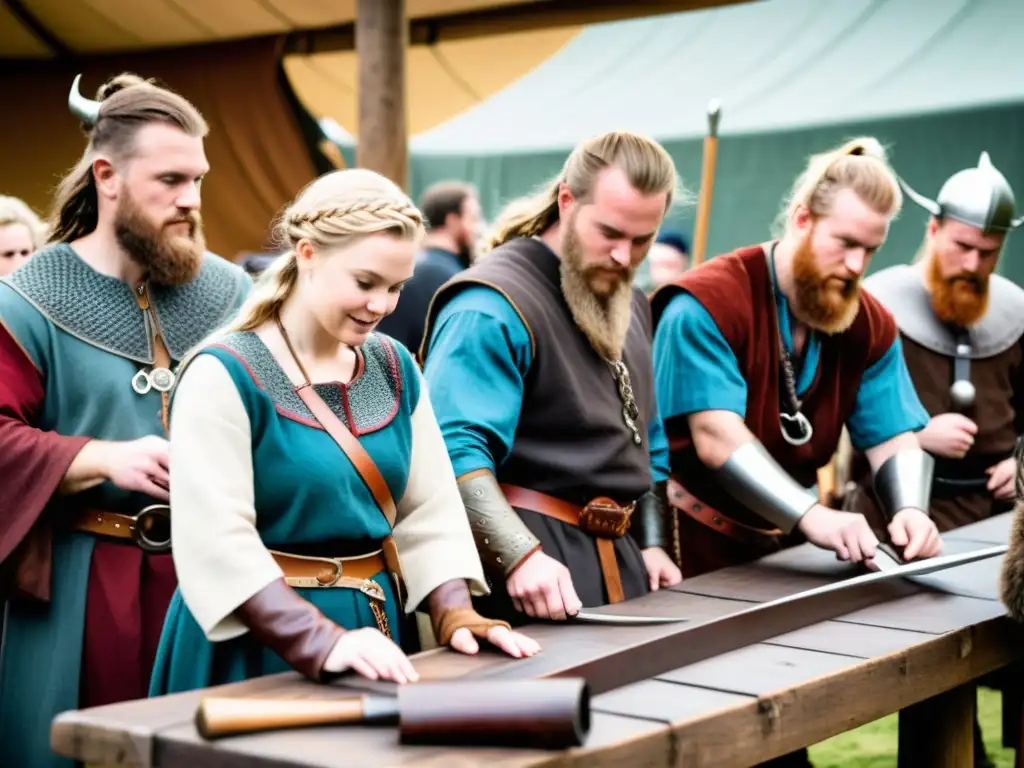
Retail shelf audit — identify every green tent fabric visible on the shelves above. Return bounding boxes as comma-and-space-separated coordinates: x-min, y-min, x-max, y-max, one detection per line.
404, 0, 1024, 281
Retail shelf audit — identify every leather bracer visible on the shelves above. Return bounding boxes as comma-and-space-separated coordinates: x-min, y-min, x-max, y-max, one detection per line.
629, 480, 671, 551
457, 470, 541, 579
233, 577, 345, 682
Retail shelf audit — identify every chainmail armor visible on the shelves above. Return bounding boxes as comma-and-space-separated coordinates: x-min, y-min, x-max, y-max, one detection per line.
2, 244, 248, 363
216, 330, 402, 434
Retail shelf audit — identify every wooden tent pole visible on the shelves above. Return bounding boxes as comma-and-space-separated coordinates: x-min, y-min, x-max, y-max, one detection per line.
691, 99, 721, 267
356, 0, 408, 190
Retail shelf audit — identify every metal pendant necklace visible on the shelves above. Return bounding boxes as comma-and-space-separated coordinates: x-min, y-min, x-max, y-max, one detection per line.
767, 245, 814, 447
607, 358, 643, 446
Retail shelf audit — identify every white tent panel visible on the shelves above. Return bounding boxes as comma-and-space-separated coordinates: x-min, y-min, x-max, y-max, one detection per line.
410, 0, 1024, 154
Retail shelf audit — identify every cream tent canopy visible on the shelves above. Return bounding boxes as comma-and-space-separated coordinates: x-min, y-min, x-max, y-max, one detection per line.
0, 0, 747, 137
0, 0, 746, 256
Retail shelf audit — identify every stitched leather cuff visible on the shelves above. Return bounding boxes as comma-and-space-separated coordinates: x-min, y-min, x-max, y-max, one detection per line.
629, 481, 670, 550
458, 471, 542, 579
233, 577, 345, 682
432, 606, 511, 647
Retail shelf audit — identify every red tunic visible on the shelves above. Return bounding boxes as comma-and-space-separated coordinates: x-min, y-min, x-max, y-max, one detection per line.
0, 322, 177, 707
651, 245, 896, 575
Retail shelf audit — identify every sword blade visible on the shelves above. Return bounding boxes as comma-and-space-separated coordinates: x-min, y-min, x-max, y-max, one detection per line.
571, 610, 688, 625
766, 544, 1007, 609
572, 545, 1006, 625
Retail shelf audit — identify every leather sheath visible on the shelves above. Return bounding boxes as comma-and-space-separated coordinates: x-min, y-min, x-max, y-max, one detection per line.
233, 577, 346, 682
667, 477, 784, 546
500, 484, 629, 605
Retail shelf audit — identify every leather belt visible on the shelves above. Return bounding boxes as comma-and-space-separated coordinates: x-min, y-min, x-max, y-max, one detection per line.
72, 506, 171, 553
500, 484, 632, 604
270, 549, 388, 601
667, 477, 784, 546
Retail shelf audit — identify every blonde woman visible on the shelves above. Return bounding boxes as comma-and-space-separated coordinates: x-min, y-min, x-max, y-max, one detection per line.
0, 195, 46, 275
149, 169, 538, 694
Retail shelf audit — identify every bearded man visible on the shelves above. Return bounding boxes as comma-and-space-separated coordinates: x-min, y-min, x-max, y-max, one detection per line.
419, 131, 682, 625
650, 138, 942, 598
846, 153, 1024, 534
0, 74, 250, 767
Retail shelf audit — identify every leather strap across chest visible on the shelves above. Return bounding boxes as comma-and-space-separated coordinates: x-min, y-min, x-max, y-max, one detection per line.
275, 315, 398, 529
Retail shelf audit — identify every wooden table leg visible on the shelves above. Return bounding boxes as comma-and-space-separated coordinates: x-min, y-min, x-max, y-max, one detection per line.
897, 683, 975, 767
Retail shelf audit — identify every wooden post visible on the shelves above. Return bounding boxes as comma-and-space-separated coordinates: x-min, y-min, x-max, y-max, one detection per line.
356, 0, 408, 189
897, 683, 975, 767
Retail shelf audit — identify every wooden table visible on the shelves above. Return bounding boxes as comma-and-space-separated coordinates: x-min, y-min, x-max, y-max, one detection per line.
52, 513, 1024, 768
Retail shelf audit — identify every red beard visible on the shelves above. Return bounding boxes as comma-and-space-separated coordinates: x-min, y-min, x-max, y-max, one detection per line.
789, 230, 861, 334
926, 250, 989, 327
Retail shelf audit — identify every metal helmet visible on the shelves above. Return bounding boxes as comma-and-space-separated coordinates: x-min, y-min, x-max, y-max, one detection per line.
68, 74, 102, 126
900, 152, 1023, 233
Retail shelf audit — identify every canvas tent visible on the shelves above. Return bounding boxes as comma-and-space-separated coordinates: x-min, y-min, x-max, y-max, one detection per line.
0, 0, 745, 258
400, 0, 1024, 282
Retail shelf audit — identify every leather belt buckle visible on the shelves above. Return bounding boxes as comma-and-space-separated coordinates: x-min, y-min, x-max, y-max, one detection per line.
579, 497, 632, 539
132, 504, 172, 553
315, 560, 343, 587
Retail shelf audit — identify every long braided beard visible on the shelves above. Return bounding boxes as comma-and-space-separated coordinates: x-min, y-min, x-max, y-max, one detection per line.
558, 211, 634, 361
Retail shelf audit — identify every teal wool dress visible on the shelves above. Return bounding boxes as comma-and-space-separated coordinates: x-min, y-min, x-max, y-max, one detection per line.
149, 330, 425, 694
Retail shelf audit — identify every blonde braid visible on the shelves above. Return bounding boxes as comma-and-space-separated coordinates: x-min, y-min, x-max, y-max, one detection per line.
284, 198, 423, 246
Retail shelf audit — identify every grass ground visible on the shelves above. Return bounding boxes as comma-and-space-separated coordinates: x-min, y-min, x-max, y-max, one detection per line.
807, 687, 1015, 767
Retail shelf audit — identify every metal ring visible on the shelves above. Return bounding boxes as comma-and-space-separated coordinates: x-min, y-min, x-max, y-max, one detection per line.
132, 504, 171, 553
132, 370, 152, 395
779, 412, 814, 446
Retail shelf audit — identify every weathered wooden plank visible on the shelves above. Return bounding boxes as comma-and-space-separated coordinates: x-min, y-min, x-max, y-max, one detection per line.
656, 644, 861, 696
836, 592, 1009, 634
587, 618, 1024, 768
765, 620, 933, 659
670, 545, 862, 602
592, 679, 752, 725
908, 559, 1004, 601
898, 683, 975, 767
376, 713, 670, 768
152, 709, 665, 768
157, 720, 446, 768
50, 673, 299, 768
943, 514, 1012, 544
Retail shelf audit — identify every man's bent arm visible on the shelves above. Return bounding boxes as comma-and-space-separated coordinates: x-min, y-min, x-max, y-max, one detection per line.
689, 410, 818, 533
423, 286, 542, 578
865, 432, 934, 520
0, 323, 90, 600
848, 337, 934, 521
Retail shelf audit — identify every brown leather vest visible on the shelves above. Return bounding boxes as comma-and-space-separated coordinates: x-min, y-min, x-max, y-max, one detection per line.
422, 237, 655, 505
650, 244, 897, 526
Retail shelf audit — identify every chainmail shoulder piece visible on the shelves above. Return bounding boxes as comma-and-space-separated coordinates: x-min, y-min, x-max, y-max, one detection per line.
214, 330, 403, 435
3, 244, 249, 363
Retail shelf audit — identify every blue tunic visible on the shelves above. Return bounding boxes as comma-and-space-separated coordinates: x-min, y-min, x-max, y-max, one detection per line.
149, 332, 419, 694
0, 246, 249, 768
424, 285, 671, 479
653, 289, 930, 451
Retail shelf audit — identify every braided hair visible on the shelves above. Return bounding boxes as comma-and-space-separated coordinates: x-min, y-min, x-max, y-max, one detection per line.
229, 169, 425, 333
